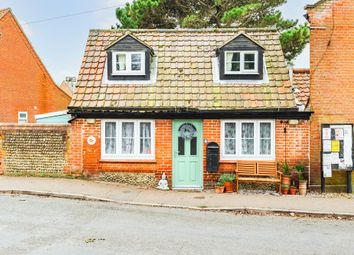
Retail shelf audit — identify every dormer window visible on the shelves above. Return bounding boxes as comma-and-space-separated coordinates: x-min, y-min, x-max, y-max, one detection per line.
106, 34, 153, 81
112, 51, 145, 75
225, 51, 258, 74
217, 33, 265, 81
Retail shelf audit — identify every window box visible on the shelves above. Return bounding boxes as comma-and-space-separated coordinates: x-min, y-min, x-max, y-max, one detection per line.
221, 120, 275, 160
101, 119, 155, 160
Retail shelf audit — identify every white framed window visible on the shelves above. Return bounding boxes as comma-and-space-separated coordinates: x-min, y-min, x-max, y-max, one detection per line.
112, 51, 145, 75
18, 112, 28, 123
224, 51, 258, 74
221, 120, 275, 160
101, 119, 155, 160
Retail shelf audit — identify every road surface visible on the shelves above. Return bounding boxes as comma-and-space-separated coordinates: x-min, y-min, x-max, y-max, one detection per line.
0, 195, 353, 255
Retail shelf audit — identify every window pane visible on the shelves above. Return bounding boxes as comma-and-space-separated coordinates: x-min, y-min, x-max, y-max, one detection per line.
224, 123, 236, 155
225, 139, 236, 155
105, 138, 116, 154
225, 123, 236, 138
190, 137, 197, 156
131, 63, 141, 71
105, 122, 116, 154
105, 122, 116, 137
242, 123, 254, 138
231, 52, 240, 61
244, 53, 256, 70
122, 122, 134, 154
178, 137, 185, 155
260, 123, 272, 155
140, 138, 151, 154
244, 53, 255, 61
231, 63, 240, 71
140, 122, 151, 154
260, 123, 271, 138
260, 139, 271, 155
226, 52, 240, 72
131, 53, 142, 71
116, 54, 126, 71
242, 139, 254, 155
140, 122, 151, 138
242, 123, 254, 155
131, 53, 141, 62
244, 62, 255, 70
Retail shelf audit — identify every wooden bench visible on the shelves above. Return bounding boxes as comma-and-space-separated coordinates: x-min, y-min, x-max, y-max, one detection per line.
235, 161, 282, 193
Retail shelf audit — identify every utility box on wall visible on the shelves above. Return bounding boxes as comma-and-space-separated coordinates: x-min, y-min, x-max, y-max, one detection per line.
206, 142, 219, 173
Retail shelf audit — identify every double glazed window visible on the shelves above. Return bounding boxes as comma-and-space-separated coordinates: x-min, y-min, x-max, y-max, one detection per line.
112, 51, 145, 75
225, 51, 258, 74
102, 120, 154, 159
18, 112, 28, 123
221, 120, 275, 160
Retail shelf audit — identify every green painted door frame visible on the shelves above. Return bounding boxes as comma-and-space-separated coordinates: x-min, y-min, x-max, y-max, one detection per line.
172, 120, 203, 189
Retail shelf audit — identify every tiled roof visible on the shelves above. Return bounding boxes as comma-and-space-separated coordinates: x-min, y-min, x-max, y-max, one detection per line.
292, 69, 310, 106
0, 8, 10, 20
69, 28, 297, 113
305, 0, 329, 9
59, 81, 74, 98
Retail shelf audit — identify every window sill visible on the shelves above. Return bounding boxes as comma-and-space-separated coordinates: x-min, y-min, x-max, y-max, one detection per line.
99, 159, 157, 163
220, 158, 276, 163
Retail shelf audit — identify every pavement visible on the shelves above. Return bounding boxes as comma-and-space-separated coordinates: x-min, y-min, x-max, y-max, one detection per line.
0, 176, 353, 217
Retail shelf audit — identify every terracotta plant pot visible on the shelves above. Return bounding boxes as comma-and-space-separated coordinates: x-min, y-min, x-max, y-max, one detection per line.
289, 186, 297, 195
215, 186, 225, 194
281, 184, 289, 195
224, 182, 234, 193
282, 175, 291, 186
281, 187, 289, 195
299, 180, 307, 196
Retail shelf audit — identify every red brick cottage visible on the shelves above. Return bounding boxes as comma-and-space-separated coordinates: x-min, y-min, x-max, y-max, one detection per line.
306, 0, 354, 191
0, 9, 71, 123
67, 29, 311, 189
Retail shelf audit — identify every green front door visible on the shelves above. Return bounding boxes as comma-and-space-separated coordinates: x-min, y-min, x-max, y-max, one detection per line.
172, 120, 203, 189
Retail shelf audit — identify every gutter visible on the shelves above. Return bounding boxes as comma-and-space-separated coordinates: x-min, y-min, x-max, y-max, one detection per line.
67, 107, 312, 120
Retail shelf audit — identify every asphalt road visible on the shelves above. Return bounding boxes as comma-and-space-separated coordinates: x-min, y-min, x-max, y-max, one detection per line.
0, 195, 353, 255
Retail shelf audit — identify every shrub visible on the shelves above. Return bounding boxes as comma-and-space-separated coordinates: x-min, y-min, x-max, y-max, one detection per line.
218, 173, 235, 184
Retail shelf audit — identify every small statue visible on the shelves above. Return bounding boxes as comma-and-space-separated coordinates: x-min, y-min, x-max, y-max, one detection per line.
157, 172, 169, 190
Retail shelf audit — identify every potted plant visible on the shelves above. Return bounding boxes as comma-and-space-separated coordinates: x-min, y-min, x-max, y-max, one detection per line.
289, 185, 297, 195
296, 164, 307, 196
215, 181, 225, 193
218, 174, 235, 193
281, 161, 291, 187
281, 184, 289, 195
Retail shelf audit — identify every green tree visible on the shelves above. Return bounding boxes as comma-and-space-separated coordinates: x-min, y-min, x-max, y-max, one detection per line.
114, 0, 309, 63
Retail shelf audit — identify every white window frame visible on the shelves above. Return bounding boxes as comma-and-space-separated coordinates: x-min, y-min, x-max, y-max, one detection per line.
220, 120, 275, 160
112, 51, 145, 75
101, 119, 155, 160
224, 50, 258, 75
18, 112, 28, 123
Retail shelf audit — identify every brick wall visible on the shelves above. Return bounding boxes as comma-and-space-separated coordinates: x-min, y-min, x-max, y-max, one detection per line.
70, 118, 309, 188
307, 0, 354, 189
0, 124, 69, 175
0, 10, 71, 123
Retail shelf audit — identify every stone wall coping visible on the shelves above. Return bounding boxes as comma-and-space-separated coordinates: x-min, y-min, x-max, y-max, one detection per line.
0, 123, 69, 131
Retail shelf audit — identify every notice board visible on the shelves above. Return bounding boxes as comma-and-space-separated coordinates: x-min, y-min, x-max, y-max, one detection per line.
321, 124, 353, 178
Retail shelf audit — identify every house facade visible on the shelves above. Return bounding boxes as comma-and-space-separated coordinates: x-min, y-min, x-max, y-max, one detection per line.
68, 29, 311, 189
306, 0, 354, 191
0, 9, 71, 123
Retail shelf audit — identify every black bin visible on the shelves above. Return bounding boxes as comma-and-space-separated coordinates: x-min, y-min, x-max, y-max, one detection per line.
206, 142, 219, 173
